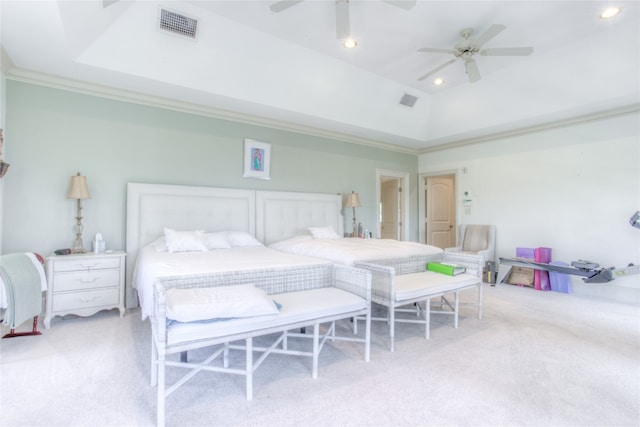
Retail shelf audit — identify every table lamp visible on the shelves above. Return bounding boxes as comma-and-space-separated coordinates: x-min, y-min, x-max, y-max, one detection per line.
67, 172, 91, 253
344, 191, 361, 237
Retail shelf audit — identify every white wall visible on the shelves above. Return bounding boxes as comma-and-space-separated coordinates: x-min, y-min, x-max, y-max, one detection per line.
2, 81, 418, 258
420, 111, 640, 301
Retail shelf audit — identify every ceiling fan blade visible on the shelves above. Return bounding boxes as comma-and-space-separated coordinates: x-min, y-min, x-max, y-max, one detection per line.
418, 47, 456, 55
465, 59, 481, 83
270, 0, 303, 13
335, 0, 351, 39
474, 24, 506, 48
417, 58, 457, 81
382, 1, 417, 10
480, 47, 534, 56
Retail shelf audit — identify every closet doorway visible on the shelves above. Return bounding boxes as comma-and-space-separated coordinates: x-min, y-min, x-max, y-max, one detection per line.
419, 172, 457, 248
376, 169, 409, 241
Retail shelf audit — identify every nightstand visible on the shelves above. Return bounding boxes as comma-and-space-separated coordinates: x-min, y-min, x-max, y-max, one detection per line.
44, 251, 126, 328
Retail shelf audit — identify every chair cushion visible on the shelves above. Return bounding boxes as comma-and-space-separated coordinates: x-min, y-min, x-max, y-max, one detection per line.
394, 271, 479, 302
461, 225, 490, 252
166, 287, 366, 345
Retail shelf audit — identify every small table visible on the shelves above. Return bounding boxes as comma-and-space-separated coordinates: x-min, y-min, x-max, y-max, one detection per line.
44, 251, 126, 328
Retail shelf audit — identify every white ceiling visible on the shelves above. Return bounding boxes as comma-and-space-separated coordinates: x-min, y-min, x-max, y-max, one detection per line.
1, 1, 639, 153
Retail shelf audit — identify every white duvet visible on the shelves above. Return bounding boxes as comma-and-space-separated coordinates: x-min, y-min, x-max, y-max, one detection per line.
269, 236, 443, 266
133, 245, 330, 320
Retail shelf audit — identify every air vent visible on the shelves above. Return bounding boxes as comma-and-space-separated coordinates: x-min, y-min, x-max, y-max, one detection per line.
399, 93, 418, 108
159, 8, 198, 39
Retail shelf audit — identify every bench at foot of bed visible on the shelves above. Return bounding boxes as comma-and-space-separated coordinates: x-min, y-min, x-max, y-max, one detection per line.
355, 252, 483, 352
150, 270, 371, 427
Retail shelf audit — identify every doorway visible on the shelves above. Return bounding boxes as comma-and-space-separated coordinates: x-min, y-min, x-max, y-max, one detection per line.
377, 169, 409, 241
418, 172, 457, 248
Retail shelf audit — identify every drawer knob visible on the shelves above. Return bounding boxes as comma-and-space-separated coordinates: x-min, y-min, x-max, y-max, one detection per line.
79, 277, 99, 284
78, 295, 101, 303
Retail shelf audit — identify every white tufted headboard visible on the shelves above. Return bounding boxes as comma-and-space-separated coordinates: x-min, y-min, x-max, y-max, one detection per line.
125, 183, 256, 307
256, 191, 343, 246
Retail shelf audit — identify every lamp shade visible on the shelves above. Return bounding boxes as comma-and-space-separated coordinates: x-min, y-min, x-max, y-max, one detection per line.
344, 191, 361, 208
67, 172, 91, 199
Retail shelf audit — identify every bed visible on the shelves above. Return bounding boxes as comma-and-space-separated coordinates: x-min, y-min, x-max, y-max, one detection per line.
256, 189, 444, 266
126, 184, 356, 317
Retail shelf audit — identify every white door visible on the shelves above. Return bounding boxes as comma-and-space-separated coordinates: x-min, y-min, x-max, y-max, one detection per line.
381, 179, 400, 239
425, 176, 455, 249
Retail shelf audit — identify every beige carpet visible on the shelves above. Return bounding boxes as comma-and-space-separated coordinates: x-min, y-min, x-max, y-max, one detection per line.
1, 283, 638, 427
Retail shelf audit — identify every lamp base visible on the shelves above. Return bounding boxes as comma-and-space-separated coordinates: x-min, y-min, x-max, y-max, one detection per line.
71, 237, 85, 254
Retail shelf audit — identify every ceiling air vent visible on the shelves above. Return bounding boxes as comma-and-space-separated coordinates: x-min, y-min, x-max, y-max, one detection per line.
159, 8, 198, 39
399, 93, 418, 108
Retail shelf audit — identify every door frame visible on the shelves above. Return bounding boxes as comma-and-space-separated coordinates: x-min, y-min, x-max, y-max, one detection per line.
376, 169, 410, 241
418, 169, 459, 244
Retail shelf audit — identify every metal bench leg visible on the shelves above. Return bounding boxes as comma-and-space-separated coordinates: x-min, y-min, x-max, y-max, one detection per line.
454, 291, 460, 328
157, 352, 166, 427
246, 337, 253, 400
390, 304, 396, 352
312, 323, 320, 379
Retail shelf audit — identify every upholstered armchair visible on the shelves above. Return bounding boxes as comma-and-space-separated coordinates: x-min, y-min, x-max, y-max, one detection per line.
445, 224, 496, 265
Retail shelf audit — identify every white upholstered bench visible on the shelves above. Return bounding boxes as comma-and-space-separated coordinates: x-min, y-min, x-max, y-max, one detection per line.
150, 265, 371, 427
355, 252, 483, 351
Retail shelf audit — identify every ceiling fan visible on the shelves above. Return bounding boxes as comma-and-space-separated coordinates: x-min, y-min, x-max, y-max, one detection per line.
270, 0, 416, 40
417, 24, 533, 83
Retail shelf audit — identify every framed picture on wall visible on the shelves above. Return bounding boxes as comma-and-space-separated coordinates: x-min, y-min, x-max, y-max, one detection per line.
243, 139, 271, 180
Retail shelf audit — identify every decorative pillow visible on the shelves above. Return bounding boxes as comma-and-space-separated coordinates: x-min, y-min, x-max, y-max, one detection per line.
308, 225, 341, 239
226, 231, 263, 247
165, 284, 279, 322
163, 228, 208, 253
149, 236, 168, 252
203, 231, 232, 249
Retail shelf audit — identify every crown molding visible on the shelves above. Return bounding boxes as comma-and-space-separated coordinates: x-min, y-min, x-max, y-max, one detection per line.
6, 67, 419, 156
418, 103, 640, 154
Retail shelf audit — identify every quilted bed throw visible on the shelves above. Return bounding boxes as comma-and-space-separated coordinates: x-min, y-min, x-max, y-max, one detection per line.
0, 253, 45, 328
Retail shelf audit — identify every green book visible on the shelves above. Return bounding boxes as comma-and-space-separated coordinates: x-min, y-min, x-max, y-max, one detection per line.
427, 262, 466, 276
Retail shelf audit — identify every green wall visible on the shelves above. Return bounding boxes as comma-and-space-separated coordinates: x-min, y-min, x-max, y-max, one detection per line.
3, 81, 417, 255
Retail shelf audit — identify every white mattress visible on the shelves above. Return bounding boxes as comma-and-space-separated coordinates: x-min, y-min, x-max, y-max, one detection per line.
269, 236, 443, 266
133, 245, 330, 320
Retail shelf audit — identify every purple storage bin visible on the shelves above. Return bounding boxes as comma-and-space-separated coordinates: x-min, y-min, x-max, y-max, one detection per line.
549, 261, 572, 294
534, 247, 552, 291
516, 248, 535, 259
535, 247, 552, 263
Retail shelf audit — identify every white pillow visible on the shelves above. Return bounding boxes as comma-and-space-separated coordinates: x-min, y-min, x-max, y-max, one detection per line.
226, 231, 264, 247
203, 231, 232, 249
149, 236, 167, 252
165, 284, 279, 322
163, 228, 208, 253
308, 226, 341, 239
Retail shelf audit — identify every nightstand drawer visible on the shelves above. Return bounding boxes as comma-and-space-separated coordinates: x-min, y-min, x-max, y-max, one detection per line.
53, 269, 121, 292
53, 257, 121, 272
52, 288, 120, 312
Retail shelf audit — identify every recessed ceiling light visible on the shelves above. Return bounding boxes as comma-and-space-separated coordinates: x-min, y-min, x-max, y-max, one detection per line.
433, 78, 445, 86
600, 6, 621, 19
343, 39, 358, 49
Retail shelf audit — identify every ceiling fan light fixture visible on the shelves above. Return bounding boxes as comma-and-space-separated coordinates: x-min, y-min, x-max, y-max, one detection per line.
600, 6, 621, 19
343, 38, 358, 49
433, 78, 445, 86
